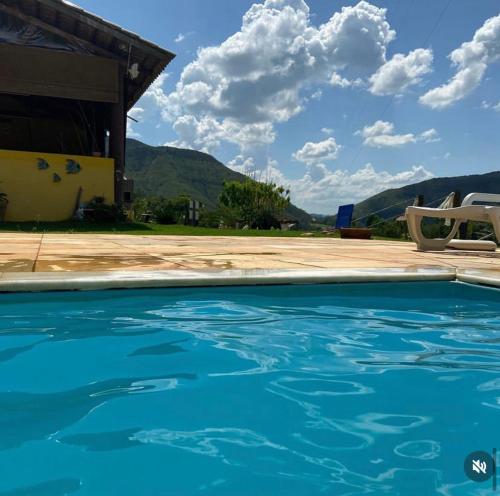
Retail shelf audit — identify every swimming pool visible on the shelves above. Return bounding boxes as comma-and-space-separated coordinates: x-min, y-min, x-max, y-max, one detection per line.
0, 281, 498, 495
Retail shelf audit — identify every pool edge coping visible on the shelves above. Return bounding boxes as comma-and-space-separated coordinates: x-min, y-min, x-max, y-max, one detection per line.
0, 267, 498, 292
0, 267, 458, 292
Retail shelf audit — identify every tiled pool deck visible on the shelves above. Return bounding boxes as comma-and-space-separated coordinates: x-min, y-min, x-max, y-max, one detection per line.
0, 233, 499, 290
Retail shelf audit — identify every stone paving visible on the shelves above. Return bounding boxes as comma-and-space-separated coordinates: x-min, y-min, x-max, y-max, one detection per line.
0, 233, 499, 273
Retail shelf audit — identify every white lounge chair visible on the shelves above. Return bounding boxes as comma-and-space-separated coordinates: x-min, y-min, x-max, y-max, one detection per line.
406, 192, 500, 251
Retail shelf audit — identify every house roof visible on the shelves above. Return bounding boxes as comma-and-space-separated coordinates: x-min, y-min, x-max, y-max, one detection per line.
0, 0, 175, 110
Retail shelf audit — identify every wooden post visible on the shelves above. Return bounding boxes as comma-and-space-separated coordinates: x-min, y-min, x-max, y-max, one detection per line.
110, 68, 125, 205
416, 194, 424, 206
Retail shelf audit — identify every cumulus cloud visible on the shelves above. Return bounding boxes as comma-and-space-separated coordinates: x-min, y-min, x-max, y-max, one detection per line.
418, 128, 440, 143
165, 115, 276, 153
281, 162, 433, 213
144, 0, 429, 153
292, 137, 341, 165
140, 1, 438, 213
420, 14, 500, 109
357, 120, 440, 148
330, 72, 353, 88
228, 151, 434, 212
369, 48, 433, 96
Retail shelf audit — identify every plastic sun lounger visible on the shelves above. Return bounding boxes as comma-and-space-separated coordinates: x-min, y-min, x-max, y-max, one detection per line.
406, 192, 500, 251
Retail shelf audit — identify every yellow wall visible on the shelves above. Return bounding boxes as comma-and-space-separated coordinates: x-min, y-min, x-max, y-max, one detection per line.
0, 149, 114, 221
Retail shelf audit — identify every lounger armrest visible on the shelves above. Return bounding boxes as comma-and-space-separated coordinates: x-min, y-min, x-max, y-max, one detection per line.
462, 192, 500, 206
405, 205, 488, 221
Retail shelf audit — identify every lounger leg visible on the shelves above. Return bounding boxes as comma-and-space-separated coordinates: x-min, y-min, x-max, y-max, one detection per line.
489, 214, 500, 249
407, 213, 462, 251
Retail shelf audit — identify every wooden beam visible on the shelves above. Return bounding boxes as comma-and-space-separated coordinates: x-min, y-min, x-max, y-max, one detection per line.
0, 3, 124, 64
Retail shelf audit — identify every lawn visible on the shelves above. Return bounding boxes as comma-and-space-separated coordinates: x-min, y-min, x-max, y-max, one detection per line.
0, 221, 333, 237
0, 221, 410, 241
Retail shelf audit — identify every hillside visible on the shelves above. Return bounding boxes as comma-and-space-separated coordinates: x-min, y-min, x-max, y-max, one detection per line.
324, 171, 500, 225
125, 139, 312, 227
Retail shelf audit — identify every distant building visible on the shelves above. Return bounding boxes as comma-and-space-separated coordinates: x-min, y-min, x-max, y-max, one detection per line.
0, 0, 174, 221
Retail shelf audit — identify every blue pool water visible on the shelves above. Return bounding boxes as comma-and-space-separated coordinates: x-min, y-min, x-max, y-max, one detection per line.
0, 281, 498, 495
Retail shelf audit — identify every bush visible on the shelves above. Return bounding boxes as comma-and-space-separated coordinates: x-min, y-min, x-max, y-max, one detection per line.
84, 197, 126, 223
199, 206, 241, 228
252, 211, 281, 230
132, 196, 190, 225
131, 197, 149, 220
154, 196, 189, 224
198, 209, 221, 228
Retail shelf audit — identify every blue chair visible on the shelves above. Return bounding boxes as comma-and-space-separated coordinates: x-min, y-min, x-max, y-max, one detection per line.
335, 204, 354, 229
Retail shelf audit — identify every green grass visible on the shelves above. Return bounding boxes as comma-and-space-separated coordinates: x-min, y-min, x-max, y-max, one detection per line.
0, 221, 410, 241
0, 221, 333, 237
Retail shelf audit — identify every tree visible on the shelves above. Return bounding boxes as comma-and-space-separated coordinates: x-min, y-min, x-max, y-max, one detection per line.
219, 179, 290, 229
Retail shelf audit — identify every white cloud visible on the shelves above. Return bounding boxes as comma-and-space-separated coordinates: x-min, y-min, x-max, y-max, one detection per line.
293, 137, 341, 165
146, 1, 415, 153
329, 72, 352, 88
165, 115, 276, 153
357, 120, 440, 148
358, 120, 414, 148
228, 151, 434, 213
481, 100, 500, 111
369, 48, 433, 96
227, 155, 256, 174
420, 14, 500, 109
321, 127, 334, 135
174, 31, 194, 43
275, 162, 434, 213
140, 0, 437, 214
126, 107, 144, 139
418, 128, 440, 143
310, 89, 323, 101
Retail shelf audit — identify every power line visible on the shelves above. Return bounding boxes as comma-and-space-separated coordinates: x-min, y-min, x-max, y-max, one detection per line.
363, 193, 449, 228
344, 0, 453, 171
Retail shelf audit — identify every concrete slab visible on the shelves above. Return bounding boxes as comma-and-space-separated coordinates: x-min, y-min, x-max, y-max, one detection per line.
0, 234, 498, 274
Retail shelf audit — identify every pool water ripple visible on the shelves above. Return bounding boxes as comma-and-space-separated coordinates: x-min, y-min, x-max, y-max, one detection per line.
0, 281, 498, 495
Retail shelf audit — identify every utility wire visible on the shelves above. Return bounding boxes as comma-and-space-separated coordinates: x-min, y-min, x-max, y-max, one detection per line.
345, 0, 453, 172
352, 197, 412, 223
364, 193, 449, 228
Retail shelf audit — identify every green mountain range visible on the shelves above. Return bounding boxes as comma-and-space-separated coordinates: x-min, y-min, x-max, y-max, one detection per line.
321, 170, 500, 225
125, 138, 312, 227
126, 139, 499, 229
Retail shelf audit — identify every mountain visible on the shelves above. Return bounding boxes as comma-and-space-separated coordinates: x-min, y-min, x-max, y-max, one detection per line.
125, 139, 312, 227
325, 171, 500, 225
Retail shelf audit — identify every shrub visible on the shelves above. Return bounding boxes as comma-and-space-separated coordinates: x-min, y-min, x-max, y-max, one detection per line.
219, 179, 290, 229
199, 205, 241, 228
84, 197, 126, 223
131, 196, 194, 225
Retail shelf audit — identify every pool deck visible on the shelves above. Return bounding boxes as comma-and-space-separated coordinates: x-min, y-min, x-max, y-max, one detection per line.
0, 233, 499, 290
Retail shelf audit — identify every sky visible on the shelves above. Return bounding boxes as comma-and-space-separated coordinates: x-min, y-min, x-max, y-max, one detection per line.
77, 0, 499, 214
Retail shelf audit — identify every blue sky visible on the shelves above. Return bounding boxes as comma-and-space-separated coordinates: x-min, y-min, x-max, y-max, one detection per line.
78, 0, 498, 213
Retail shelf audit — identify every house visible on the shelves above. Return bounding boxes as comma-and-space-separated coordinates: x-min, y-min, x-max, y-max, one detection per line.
0, 0, 174, 221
